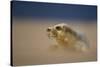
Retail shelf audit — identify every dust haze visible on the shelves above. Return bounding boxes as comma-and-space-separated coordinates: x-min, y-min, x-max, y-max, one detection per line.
12, 19, 97, 66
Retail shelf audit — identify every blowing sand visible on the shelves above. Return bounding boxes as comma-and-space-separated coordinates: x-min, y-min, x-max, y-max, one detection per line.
12, 19, 97, 66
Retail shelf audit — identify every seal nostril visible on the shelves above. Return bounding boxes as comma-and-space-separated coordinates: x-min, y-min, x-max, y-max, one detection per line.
56, 26, 62, 30
47, 28, 51, 32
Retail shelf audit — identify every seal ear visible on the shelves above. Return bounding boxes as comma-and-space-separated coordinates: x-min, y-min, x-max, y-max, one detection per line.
63, 25, 77, 36
63, 25, 72, 32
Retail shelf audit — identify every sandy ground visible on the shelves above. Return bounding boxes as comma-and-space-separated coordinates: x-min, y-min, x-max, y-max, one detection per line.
12, 19, 97, 66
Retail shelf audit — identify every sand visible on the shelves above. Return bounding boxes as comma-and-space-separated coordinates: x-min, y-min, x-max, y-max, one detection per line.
12, 19, 97, 66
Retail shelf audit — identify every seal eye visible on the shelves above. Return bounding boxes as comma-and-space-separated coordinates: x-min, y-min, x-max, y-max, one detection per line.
56, 26, 62, 30
47, 28, 51, 32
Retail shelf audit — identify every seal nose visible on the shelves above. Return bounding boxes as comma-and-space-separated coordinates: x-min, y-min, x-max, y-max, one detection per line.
47, 28, 51, 32
51, 29, 57, 37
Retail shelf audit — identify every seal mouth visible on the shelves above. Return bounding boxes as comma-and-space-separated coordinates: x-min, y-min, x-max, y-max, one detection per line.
48, 31, 57, 39
47, 29, 58, 39
47, 34, 56, 40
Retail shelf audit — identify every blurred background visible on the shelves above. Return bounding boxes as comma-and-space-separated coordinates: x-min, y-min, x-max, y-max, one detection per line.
11, 1, 97, 66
